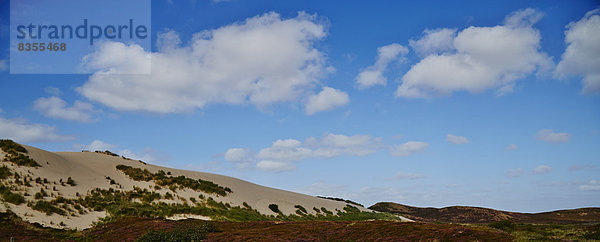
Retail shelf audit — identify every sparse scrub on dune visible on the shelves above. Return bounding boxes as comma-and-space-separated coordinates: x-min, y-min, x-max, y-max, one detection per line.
0, 140, 40, 167
294, 205, 307, 214
31, 200, 66, 215
0, 185, 25, 205
116, 165, 232, 196
317, 196, 364, 207
0, 139, 28, 153
95, 150, 120, 157
0, 165, 11, 179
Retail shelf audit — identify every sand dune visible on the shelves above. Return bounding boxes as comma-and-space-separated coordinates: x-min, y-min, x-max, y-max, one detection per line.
0, 144, 385, 229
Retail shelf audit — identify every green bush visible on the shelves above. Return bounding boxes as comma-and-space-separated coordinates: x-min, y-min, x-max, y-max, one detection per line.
32, 200, 66, 215
0, 165, 10, 179
268, 204, 280, 213
488, 220, 516, 232
66, 177, 76, 186
137, 223, 218, 241
3, 153, 40, 167
294, 205, 307, 214
116, 165, 231, 196
0, 185, 25, 205
0, 139, 28, 153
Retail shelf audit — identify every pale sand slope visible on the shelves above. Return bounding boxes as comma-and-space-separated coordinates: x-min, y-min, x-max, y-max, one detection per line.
1, 145, 405, 230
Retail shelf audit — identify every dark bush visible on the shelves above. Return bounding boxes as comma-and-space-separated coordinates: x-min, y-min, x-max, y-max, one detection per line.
32, 200, 66, 215
0, 185, 25, 205
66, 177, 76, 186
488, 220, 516, 232
268, 204, 280, 213
116, 165, 231, 196
136, 223, 218, 241
294, 204, 307, 214
0, 139, 27, 153
0, 165, 10, 179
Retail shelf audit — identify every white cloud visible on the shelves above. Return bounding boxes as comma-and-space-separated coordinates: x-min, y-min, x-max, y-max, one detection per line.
532, 165, 552, 174
409, 28, 457, 56
355, 43, 408, 89
536, 129, 570, 143
256, 160, 296, 172
305, 87, 349, 115
0, 117, 72, 142
33, 96, 97, 122
392, 171, 424, 180
0, 59, 7, 71
224, 148, 254, 168
44, 87, 62, 96
506, 168, 523, 177
78, 12, 331, 114
79, 140, 115, 151
389, 141, 429, 157
446, 134, 469, 144
224, 133, 382, 172
579, 180, 600, 191
506, 144, 518, 150
75, 140, 167, 164
396, 8, 551, 98
555, 9, 600, 94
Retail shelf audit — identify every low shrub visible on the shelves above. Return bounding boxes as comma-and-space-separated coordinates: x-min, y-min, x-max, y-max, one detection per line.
32, 200, 66, 215
488, 220, 516, 232
66, 177, 76, 186
0, 139, 27, 153
0, 185, 25, 205
0, 165, 10, 179
268, 204, 280, 213
137, 223, 218, 241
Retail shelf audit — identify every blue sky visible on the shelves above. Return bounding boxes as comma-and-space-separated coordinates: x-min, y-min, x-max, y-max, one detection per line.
0, 0, 599, 212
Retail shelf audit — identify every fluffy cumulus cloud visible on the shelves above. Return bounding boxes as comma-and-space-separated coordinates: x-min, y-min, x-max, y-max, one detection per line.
224, 148, 254, 169
355, 43, 408, 89
389, 141, 429, 157
532, 165, 552, 174
579, 180, 600, 191
305, 87, 350, 115
397, 9, 551, 98
224, 133, 382, 172
78, 12, 334, 114
0, 117, 72, 142
409, 28, 457, 56
446, 134, 469, 144
555, 9, 600, 94
536, 129, 570, 143
33, 96, 97, 122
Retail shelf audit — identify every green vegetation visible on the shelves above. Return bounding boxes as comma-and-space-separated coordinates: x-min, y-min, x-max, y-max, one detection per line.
66, 177, 76, 186
2, 153, 40, 167
268, 204, 280, 213
295, 204, 307, 214
0, 139, 39, 167
0, 185, 25, 205
95, 150, 120, 157
116, 165, 232, 196
317, 196, 364, 207
137, 223, 218, 241
484, 221, 600, 241
0, 139, 27, 153
32, 200, 66, 215
0, 165, 10, 179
